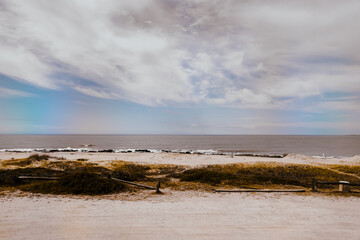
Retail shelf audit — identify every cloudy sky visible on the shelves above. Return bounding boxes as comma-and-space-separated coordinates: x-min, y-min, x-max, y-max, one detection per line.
0, 0, 359, 134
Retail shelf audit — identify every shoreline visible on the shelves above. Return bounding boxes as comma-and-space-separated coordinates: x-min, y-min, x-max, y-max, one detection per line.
1, 147, 357, 158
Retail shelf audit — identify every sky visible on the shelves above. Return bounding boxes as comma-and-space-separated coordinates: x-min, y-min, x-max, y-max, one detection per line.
0, 0, 359, 134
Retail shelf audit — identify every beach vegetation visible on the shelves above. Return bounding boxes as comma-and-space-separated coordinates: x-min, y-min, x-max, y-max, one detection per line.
178, 163, 360, 188
2, 154, 50, 167
40, 160, 111, 176
0, 167, 62, 187
77, 158, 88, 161
112, 163, 150, 181
20, 172, 127, 195
328, 165, 360, 177
180, 168, 235, 185
2, 157, 360, 195
28, 154, 50, 161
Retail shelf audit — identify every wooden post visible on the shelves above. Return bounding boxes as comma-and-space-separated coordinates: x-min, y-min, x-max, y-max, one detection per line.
155, 181, 162, 194
339, 181, 350, 192
312, 178, 318, 191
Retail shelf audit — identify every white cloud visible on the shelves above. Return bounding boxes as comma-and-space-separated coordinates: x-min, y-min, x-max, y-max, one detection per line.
0, 0, 359, 112
0, 87, 33, 98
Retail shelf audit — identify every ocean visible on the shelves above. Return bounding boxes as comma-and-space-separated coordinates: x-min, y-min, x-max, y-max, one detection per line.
0, 135, 359, 157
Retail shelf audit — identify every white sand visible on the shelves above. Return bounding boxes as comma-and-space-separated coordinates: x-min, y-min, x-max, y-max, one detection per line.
1, 192, 360, 240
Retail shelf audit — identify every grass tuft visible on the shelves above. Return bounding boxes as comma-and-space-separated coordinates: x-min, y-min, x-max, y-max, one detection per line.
2, 154, 50, 167
28, 154, 50, 161
112, 164, 150, 181
329, 165, 360, 177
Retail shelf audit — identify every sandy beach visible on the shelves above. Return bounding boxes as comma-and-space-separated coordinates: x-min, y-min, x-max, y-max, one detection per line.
1, 152, 360, 240
1, 191, 360, 240
1, 151, 360, 167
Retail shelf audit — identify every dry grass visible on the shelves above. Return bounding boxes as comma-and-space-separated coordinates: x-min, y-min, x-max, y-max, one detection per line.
20, 172, 128, 195
2, 158, 360, 195
328, 165, 360, 177
1, 154, 50, 168
178, 163, 360, 189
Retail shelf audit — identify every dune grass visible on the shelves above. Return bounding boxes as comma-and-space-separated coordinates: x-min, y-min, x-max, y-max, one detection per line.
328, 165, 360, 177
111, 163, 150, 181
2, 154, 50, 167
20, 172, 128, 195
179, 163, 360, 189
2, 157, 360, 195
0, 167, 63, 187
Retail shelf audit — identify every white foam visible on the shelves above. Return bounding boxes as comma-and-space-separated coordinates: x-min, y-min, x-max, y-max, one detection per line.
0, 148, 34, 152
195, 149, 218, 155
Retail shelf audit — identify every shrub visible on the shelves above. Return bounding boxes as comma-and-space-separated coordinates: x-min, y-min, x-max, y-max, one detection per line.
28, 154, 50, 161
20, 172, 127, 195
112, 164, 149, 181
180, 168, 235, 185
179, 164, 360, 188
0, 168, 62, 187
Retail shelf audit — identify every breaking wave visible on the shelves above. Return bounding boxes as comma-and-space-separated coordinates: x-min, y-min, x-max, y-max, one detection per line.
0, 147, 287, 158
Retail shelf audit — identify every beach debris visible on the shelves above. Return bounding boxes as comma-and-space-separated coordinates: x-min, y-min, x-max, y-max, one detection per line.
18, 176, 59, 180
312, 179, 360, 192
17, 175, 158, 190
111, 177, 156, 190
214, 189, 306, 193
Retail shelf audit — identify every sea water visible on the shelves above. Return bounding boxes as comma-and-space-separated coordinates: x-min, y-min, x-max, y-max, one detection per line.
0, 135, 359, 157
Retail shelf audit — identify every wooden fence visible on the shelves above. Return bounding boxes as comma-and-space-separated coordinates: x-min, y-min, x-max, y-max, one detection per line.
312, 179, 360, 192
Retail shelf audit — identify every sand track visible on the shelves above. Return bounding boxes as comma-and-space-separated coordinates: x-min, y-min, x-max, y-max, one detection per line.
1, 192, 360, 240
